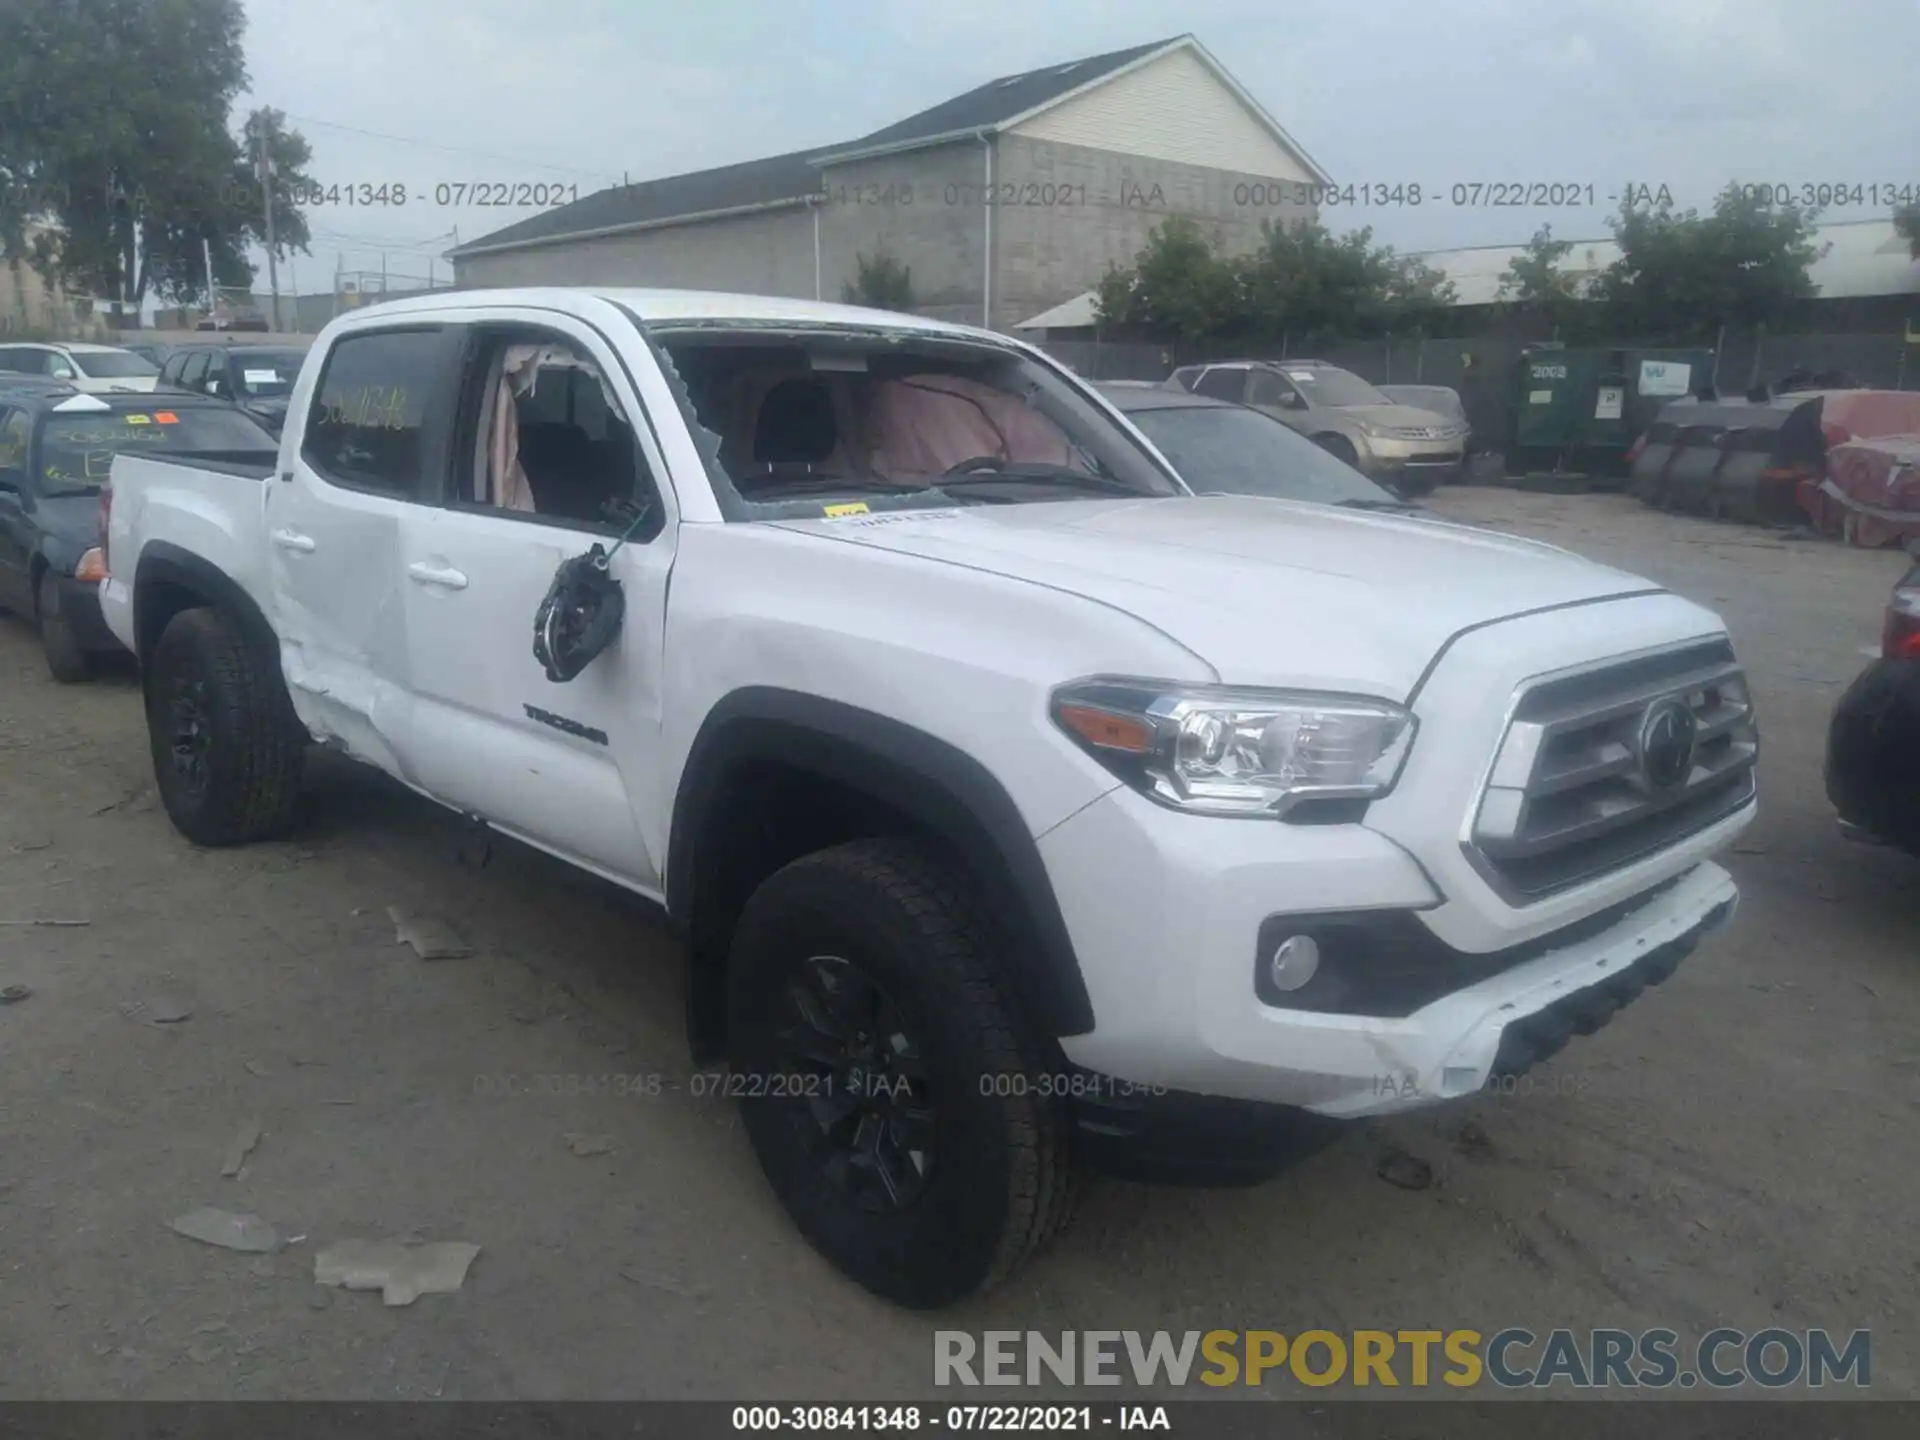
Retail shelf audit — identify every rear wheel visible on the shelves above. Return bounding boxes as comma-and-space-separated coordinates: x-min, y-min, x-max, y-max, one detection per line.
727, 837, 1079, 1307
145, 606, 305, 846
1313, 433, 1360, 468
37, 571, 90, 683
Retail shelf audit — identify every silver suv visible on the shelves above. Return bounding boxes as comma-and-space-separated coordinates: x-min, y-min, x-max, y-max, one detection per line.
1169, 359, 1467, 494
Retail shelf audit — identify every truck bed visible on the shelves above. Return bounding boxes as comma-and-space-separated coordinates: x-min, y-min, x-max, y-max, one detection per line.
120, 449, 279, 482
105, 451, 279, 640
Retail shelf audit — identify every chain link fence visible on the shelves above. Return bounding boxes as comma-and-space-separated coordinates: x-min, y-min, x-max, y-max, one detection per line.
1040, 330, 1920, 459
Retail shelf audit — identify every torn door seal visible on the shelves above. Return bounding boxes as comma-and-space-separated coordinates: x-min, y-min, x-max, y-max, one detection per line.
533, 542, 625, 683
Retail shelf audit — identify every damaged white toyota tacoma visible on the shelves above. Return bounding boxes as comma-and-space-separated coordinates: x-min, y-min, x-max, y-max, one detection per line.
99, 288, 1757, 1307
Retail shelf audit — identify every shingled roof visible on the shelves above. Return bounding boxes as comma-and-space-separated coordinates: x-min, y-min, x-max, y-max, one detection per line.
452, 34, 1320, 259
812, 36, 1181, 161
450, 148, 825, 257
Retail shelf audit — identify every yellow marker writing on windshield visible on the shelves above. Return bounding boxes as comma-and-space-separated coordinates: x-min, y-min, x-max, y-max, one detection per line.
823, 502, 870, 517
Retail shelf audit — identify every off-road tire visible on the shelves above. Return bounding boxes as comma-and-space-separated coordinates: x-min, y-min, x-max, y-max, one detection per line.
37, 570, 90, 683
728, 837, 1080, 1308
145, 606, 305, 846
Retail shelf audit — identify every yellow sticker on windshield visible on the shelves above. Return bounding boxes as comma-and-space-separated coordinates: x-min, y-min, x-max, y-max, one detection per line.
124, 414, 152, 424
823, 502, 870, 517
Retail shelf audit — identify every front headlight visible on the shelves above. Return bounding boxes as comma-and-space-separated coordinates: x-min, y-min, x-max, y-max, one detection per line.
1354, 419, 1390, 439
1051, 679, 1416, 817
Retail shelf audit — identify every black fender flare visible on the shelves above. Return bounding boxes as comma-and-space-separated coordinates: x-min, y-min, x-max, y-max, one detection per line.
30, 533, 85, 586
667, 687, 1096, 1040
132, 542, 281, 668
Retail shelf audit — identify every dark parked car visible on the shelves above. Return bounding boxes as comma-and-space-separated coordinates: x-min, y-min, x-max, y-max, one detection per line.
1096, 382, 1418, 512
1166, 359, 1467, 494
1825, 542, 1920, 855
0, 383, 278, 680
158, 341, 311, 435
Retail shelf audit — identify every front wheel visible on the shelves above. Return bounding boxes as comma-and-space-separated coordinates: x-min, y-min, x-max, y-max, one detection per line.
1313, 433, 1361, 469
727, 838, 1080, 1307
145, 606, 305, 847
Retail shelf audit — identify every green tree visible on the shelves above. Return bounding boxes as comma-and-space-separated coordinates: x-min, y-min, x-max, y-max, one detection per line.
0, 0, 315, 309
1094, 216, 1454, 348
842, 249, 914, 311
1894, 202, 1920, 259
1379, 248, 1457, 336
1237, 218, 1455, 343
1092, 217, 1239, 344
1497, 223, 1585, 335
228, 107, 316, 274
1590, 183, 1824, 340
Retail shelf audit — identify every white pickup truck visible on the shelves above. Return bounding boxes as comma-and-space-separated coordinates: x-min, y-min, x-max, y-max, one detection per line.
100, 288, 1757, 1307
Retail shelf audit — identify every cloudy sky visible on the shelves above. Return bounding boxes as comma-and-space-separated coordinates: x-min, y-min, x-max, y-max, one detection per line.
236, 0, 1920, 298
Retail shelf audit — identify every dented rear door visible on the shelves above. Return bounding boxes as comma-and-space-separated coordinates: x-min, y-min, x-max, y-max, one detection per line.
267, 325, 463, 775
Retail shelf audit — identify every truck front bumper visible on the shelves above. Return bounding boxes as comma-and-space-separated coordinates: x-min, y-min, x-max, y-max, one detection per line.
1039, 785, 1741, 1119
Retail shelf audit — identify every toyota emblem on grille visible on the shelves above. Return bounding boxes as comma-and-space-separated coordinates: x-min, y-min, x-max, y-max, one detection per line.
1637, 697, 1698, 790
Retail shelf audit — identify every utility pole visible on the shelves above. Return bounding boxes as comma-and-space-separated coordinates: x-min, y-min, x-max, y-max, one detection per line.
202, 237, 216, 325
255, 125, 282, 331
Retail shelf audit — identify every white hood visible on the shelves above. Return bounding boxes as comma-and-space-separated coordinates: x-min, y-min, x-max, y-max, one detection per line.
775, 495, 1663, 697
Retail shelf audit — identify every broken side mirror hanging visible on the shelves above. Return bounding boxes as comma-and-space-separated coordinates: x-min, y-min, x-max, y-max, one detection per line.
533, 543, 625, 682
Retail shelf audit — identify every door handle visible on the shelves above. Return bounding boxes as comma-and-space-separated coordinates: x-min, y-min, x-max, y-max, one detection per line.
407, 561, 469, 590
271, 528, 316, 553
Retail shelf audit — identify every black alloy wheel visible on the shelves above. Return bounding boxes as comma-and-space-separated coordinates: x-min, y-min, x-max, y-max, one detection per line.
778, 952, 935, 1211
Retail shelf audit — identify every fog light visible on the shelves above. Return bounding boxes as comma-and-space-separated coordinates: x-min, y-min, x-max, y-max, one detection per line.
1267, 934, 1322, 993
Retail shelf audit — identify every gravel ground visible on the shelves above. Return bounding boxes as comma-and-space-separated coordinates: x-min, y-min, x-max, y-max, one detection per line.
0, 487, 1915, 1401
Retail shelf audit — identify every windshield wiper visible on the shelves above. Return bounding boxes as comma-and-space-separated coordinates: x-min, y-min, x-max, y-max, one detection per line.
935, 463, 1146, 498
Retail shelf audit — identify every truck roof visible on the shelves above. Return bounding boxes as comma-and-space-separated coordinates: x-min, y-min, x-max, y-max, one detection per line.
328, 287, 996, 342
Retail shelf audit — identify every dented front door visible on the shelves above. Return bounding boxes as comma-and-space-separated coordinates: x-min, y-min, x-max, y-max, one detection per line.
395, 504, 661, 885
390, 311, 675, 890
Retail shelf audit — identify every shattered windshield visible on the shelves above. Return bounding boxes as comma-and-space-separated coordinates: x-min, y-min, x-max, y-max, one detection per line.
632, 318, 1187, 521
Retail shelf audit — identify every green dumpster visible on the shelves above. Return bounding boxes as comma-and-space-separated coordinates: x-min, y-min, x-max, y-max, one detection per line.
1505, 346, 1714, 484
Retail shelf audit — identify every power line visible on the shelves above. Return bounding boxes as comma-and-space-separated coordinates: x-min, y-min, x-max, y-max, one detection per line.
308, 227, 458, 251
280, 112, 622, 182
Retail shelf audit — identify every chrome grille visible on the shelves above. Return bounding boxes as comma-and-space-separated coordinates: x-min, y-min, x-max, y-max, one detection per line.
1468, 640, 1758, 901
